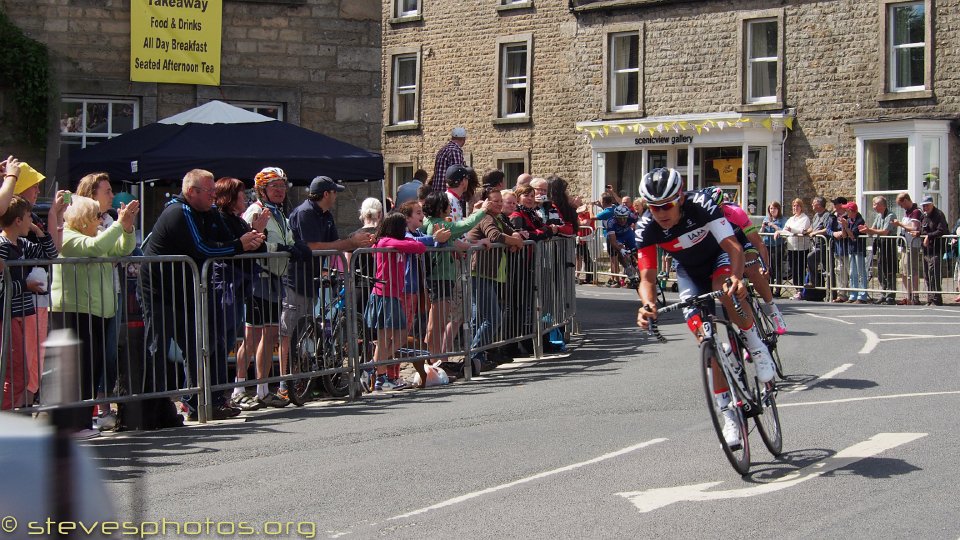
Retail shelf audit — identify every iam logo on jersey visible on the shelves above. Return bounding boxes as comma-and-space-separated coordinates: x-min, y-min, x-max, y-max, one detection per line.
683, 227, 709, 245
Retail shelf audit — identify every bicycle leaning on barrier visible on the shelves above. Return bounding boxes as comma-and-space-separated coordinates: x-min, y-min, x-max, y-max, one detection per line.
288, 269, 379, 402
647, 282, 783, 475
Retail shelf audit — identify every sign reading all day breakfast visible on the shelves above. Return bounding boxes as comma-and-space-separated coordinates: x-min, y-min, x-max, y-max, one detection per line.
130, 0, 222, 86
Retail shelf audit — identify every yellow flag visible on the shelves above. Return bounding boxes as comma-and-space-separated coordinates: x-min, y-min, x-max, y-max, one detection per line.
784, 117, 795, 129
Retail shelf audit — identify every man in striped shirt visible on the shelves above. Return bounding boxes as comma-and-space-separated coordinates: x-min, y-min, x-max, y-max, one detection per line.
431, 126, 467, 193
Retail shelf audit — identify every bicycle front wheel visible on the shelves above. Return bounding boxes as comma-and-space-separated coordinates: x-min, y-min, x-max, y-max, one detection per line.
701, 339, 751, 475
319, 313, 357, 398
754, 381, 783, 456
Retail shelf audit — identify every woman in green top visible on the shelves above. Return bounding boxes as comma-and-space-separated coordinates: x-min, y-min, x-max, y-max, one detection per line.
51, 195, 137, 431
421, 192, 492, 356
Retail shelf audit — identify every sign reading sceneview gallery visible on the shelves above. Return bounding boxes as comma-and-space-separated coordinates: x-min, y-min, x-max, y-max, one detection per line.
130, 0, 222, 85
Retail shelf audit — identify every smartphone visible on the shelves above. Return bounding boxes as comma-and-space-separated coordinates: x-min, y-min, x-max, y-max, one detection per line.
63, 192, 72, 205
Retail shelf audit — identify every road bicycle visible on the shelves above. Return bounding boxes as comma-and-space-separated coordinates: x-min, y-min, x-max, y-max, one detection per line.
648, 284, 783, 475
288, 270, 377, 402
620, 247, 667, 306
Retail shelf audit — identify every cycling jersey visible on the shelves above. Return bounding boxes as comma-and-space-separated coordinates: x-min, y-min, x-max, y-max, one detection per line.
635, 190, 736, 278
694, 189, 757, 254
605, 214, 638, 249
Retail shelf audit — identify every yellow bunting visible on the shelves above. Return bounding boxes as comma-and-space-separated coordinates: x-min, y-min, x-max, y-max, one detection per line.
679, 121, 688, 131
648, 127, 656, 136
762, 118, 772, 129
617, 125, 626, 134
575, 125, 584, 132
602, 126, 610, 135
784, 117, 795, 129
695, 125, 703, 135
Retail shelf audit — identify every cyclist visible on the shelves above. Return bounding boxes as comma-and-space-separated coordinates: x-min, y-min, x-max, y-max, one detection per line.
704, 186, 787, 334
605, 204, 638, 288
635, 168, 776, 449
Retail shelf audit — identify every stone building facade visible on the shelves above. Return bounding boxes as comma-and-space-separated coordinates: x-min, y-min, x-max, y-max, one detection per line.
2, 0, 383, 227
381, 0, 960, 221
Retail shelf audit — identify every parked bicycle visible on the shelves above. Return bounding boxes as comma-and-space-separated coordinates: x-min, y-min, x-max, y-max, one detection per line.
648, 285, 783, 475
288, 270, 378, 403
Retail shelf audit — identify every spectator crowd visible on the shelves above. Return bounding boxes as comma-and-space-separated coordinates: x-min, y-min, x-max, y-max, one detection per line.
0, 130, 584, 434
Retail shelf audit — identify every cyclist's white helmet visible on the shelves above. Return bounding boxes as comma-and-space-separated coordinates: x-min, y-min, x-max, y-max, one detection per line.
639, 168, 683, 205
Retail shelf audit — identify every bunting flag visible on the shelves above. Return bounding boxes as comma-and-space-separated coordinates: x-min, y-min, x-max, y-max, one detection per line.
576, 114, 794, 139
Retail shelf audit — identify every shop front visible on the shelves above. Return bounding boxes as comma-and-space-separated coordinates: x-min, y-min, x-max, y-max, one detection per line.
576, 112, 792, 217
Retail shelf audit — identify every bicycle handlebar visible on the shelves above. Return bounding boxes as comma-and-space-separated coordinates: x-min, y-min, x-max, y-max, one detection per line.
645, 278, 749, 341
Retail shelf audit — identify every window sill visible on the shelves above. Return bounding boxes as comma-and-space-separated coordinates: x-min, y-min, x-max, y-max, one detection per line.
497, 1, 533, 12
600, 109, 643, 121
738, 101, 782, 113
878, 90, 933, 102
389, 14, 423, 25
493, 116, 531, 126
384, 122, 420, 133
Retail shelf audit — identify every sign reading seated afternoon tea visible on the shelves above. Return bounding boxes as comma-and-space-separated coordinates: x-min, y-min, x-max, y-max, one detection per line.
130, 0, 222, 85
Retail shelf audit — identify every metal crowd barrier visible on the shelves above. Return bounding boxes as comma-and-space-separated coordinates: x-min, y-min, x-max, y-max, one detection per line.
1, 255, 202, 415
2, 238, 578, 424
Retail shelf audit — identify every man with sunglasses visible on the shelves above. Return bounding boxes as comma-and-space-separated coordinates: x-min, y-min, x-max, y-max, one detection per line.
635, 168, 776, 449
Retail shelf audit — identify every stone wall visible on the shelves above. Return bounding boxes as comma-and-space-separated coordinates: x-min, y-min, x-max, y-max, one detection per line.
3, 0, 382, 174
382, 0, 960, 214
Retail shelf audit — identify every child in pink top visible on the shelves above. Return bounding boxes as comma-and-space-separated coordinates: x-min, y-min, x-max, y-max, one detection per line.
363, 212, 427, 391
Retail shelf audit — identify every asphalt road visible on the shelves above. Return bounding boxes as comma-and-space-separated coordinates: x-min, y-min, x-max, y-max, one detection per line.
87, 285, 960, 539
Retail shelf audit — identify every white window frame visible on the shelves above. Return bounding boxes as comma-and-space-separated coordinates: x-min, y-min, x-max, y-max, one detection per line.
495, 151, 530, 183
384, 46, 422, 131
229, 101, 284, 120
888, 1, 926, 92
745, 18, 778, 104
59, 97, 140, 148
391, 54, 420, 126
494, 34, 533, 123
394, 0, 419, 19
608, 31, 640, 112
852, 119, 950, 219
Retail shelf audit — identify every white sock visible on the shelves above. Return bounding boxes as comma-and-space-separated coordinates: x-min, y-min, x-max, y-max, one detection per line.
741, 324, 765, 352
233, 377, 246, 397
257, 383, 268, 399
715, 391, 731, 407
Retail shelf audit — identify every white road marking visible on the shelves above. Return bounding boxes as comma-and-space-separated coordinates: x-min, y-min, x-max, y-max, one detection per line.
807, 313, 854, 325
787, 363, 854, 394
860, 329, 880, 354
617, 433, 926, 513
841, 314, 960, 318
779, 390, 960, 408
860, 327, 960, 354
869, 322, 960, 324
390, 438, 668, 520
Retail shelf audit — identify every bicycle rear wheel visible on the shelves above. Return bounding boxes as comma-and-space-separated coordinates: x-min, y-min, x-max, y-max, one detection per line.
701, 339, 751, 475
752, 299, 785, 379
289, 318, 320, 405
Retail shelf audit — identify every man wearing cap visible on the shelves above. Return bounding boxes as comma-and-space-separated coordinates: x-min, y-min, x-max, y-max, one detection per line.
287, 176, 375, 292
803, 196, 831, 293
858, 196, 898, 304
825, 197, 852, 302
444, 164, 472, 222
432, 127, 467, 193
891, 193, 924, 304
919, 195, 947, 305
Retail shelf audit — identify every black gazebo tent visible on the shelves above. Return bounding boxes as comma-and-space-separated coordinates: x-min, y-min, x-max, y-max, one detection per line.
57, 101, 384, 185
